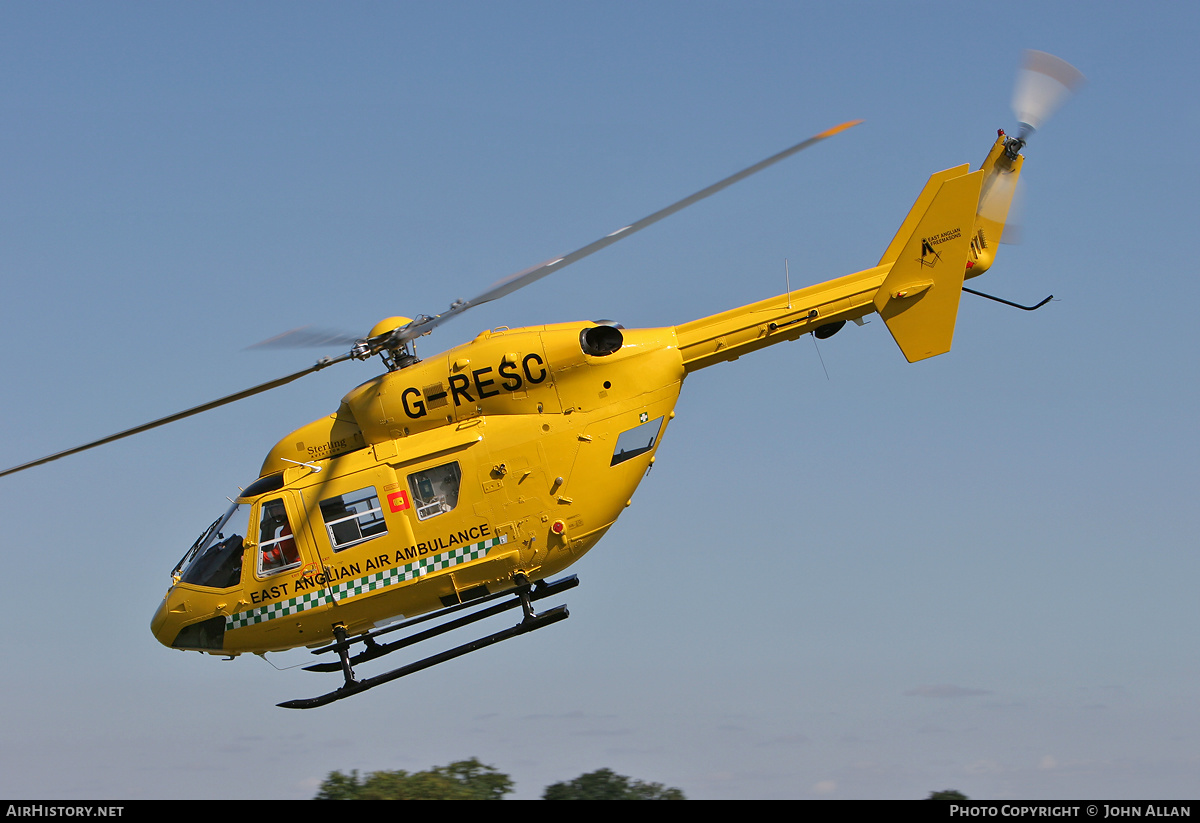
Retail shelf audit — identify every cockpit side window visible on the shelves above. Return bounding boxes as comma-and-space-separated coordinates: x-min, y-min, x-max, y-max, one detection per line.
407, 462, 462, 521
320, 486, 387, 551
258, 499, 300, 576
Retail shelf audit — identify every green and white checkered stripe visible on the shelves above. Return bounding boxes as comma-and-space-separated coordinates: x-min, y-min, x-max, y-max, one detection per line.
227, 589, 334, 630
226, 534, 506, 631
327, 536, 502, 601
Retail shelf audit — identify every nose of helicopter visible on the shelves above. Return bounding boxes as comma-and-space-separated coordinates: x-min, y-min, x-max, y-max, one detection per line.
150, 585, 229, 651
150, 592, 174, 648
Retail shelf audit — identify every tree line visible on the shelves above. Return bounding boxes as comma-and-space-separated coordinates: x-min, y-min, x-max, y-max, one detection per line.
314, 758, 970, 799
314, 758, 685, 800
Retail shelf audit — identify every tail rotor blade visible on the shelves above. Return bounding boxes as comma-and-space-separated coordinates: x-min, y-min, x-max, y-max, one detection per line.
978, 165, 1023, 244
1012, 50, 1085, 140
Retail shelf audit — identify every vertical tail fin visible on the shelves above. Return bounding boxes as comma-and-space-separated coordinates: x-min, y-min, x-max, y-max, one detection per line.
873, 167, 984, 362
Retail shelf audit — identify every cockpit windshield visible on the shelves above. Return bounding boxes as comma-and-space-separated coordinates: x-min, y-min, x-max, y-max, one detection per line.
173, 498, 252, 590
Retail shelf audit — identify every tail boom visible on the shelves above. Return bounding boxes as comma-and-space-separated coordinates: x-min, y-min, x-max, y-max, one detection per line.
676, 137, 1014, 370
674, 267, 887, 372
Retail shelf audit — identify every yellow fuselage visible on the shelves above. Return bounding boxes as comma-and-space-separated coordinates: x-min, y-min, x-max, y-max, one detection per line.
151, 133, 1022, 657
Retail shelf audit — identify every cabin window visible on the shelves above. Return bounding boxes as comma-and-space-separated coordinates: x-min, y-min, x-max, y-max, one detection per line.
611, 416, 663, 466
258, 499, 300, 576
320, 486, 387, 551
407, 462, 462, 521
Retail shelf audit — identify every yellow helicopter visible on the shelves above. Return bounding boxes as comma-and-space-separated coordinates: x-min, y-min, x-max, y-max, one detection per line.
1, 52, 1081, 709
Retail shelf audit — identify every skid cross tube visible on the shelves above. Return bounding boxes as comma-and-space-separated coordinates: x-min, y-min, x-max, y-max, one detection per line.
278, 576, 577, 709
304, 575, 578, 671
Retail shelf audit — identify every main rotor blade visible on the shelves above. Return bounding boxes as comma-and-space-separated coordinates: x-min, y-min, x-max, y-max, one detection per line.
399, 120, 862, 341
247, 326, 363, 350
0, 354, 351, 479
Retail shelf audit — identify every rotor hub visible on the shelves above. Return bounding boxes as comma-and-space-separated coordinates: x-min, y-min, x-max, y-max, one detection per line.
367, 316, 413, 339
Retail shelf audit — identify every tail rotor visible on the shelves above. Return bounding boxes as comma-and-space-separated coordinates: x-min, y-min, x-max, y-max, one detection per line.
1010, 49, 1086, 148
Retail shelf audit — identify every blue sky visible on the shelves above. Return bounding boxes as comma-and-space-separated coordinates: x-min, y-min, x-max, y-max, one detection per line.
2, 1, 1198, 800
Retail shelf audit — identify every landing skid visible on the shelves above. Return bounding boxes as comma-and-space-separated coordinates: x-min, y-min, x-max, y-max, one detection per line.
277, 575, 578, 709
